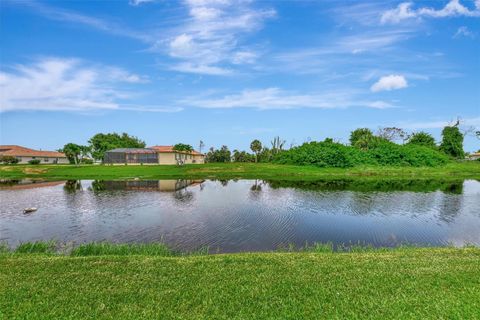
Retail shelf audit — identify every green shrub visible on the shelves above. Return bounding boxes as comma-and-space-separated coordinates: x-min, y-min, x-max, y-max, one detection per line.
440, 125, 464, 158
349, 128, 374, 146
0, 155, 19, 164
368, 142, 448, 167
28, 159, 41, 165
407, 132, 437, 149
80, 158, 94, 164
274, 140, 449, 168
275, 141, 357, 168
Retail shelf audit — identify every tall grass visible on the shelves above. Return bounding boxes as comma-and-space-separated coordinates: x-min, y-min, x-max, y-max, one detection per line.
70, 242, 174, 257
0, 240, 467, 257
0, 241, 209, 257
14, 240, 57, 254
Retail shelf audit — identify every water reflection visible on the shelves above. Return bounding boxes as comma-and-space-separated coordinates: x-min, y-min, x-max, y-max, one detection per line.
88, 179, 204, 192
1, 178, 479, 252
64, 180, 83, 193
266, 179, 466, 193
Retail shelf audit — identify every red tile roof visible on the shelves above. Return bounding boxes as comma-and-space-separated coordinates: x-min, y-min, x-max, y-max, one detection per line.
0, 145, 66, 158
149, 145, 204, 156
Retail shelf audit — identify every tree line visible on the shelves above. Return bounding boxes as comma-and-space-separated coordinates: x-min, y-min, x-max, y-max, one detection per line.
205, 122, 473, 165
3, 120, 474, 165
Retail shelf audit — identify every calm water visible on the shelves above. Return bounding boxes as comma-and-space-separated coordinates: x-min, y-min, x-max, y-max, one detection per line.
1, 179, 479, 252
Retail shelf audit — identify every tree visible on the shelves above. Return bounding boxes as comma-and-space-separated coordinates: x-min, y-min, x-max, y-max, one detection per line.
349, 128, 373, 146
258, 147, 273, 163
271, 136, 286, 155
205, 146, 231, 163
440, 125, 464, 158
88, 133, 145, 161
376, 127, 410, 143
232, 150, 255, 162
199, 140, 205, 154
79, 145, 92, 163
173, 143, 193, 152
61, 143, 82, 165
250, 139, 262, 163
407, 132, 436, 149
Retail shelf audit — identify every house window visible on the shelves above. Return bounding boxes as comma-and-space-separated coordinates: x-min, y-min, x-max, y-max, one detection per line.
44, 158, 49, 162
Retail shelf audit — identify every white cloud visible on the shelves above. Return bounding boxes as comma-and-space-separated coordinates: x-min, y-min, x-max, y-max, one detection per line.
18, 1, 152, 42
454, 26, 475, 38
129, 0, 155, 6
371, 75, 408, 92
170, 62, 232, 75
0, 58, 161, 113
380, 2, 418, 24
232, 51, 258, 64
381, 0, 480, 24
179, 87, 394, 110
164, 0, 275, 75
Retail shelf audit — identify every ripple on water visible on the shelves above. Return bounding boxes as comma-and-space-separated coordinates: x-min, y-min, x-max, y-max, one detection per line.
0, 179, 479, 251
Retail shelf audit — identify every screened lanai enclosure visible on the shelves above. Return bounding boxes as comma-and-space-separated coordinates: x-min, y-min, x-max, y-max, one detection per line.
103, 148, 158, 164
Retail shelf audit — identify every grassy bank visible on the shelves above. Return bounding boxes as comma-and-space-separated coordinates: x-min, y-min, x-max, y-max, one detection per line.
1, 245, 479, 319
1, 161, 479, 181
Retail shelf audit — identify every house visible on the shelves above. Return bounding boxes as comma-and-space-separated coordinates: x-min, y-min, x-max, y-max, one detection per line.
467, 152, 480, 161
0, 145, 69, 164
103, 146, 205, 165
150, 146, 205, 164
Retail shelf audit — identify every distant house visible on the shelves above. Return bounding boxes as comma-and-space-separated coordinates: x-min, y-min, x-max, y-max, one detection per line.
103, 146, 205, 165
0, 145, 69, 164
150, 146, 205, 164
467, 152, 480, 161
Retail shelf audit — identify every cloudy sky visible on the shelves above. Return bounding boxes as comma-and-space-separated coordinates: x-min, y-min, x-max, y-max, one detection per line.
1, 0, 479, 151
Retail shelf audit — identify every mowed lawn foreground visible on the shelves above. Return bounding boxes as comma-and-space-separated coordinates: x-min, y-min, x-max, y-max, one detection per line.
1, 162, 480, 180
1, 248, 480, 319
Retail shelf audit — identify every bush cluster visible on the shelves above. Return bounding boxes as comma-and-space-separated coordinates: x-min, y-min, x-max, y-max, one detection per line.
274, 140, 448, 168
0, 155, 19, 164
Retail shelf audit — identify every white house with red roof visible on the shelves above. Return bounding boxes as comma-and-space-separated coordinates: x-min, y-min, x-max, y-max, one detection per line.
0, 145, 69, 164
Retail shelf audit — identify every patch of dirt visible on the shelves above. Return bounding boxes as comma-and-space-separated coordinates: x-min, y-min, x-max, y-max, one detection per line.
23, 168, 48, 174
0, 166, 14, 171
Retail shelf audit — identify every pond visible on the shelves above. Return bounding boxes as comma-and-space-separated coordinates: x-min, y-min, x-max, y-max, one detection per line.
1, 179, 479, 252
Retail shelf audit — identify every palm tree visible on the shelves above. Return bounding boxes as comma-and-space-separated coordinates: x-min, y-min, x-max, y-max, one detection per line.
271, 136, 286, 155
250, 139, 262, 163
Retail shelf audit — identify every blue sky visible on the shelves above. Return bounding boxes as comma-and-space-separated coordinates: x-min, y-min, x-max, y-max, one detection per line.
0, 0, 479, 152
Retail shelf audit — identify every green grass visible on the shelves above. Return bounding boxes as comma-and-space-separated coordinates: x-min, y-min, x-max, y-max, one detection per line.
1, 246, 479, 319
14, 240, 57, 254
1, 161, 479, 181
70, 242, 175, 257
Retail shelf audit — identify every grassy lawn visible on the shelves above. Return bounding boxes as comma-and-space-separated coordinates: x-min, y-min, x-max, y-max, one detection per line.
1, 161, 479, 180
1, 247, 479, 319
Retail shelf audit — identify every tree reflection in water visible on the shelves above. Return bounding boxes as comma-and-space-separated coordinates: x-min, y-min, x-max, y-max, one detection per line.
64, 180, 82, 193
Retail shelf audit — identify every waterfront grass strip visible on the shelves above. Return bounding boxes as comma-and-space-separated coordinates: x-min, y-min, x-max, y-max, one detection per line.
1, 247, 479, 319
1, 162, 480, 181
